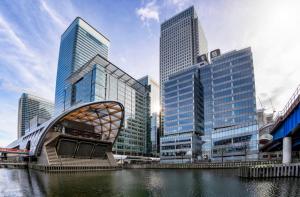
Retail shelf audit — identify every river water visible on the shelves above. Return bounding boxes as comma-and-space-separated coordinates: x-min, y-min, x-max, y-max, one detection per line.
0, 168, 299, 197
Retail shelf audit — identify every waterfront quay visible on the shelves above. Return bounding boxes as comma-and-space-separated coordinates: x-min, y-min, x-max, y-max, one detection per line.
0, 162, 27, 169
2, 159, 300, 179
125, 161, 300, 179
123, 160, 279, 170
0, 160, 279, 172
240, 163, 300, 178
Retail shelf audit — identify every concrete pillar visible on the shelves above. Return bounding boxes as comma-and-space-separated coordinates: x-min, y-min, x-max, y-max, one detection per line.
283, 137, 292, 164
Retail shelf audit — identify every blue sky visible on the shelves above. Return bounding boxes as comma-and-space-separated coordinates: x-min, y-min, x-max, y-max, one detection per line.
0, 0, 300, 146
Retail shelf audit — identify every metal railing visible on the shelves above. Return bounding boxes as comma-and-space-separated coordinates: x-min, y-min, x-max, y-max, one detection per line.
271, 85, 300, 132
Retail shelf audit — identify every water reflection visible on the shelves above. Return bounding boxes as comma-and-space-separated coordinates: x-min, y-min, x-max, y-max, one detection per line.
0, 168, 300, 197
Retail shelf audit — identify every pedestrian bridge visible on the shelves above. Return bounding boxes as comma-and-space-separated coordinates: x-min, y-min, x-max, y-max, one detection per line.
261, 85, 300, 163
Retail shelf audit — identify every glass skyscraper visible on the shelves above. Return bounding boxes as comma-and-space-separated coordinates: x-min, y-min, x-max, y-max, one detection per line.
160, 67, 204, 163
159, 6, 207, 134
18, 93, 54, 138
138, 76, 160, 156
208, 47, 258, 161
54, 17, 110, 114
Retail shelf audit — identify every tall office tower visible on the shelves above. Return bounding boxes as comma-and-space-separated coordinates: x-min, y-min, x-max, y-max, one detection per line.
54, 17, 110, 114
159, 6, 207, 134
138, 76, 160, 156
18, 93, 54, 138
210, 47, 258, 161
67, 55, 150, 155
160, 67, 204, 163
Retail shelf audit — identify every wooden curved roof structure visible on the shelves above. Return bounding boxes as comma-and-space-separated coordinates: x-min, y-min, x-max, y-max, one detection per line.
62, 101, 124, 143
7, 101, 125, 156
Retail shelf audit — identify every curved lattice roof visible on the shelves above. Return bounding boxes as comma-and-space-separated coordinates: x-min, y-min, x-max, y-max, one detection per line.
61, 101, 124, 143
6, 101, 124, 156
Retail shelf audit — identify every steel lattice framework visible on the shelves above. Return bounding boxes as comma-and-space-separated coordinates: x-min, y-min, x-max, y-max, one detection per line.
62, 102, 124, 142
7, 101, 125, 156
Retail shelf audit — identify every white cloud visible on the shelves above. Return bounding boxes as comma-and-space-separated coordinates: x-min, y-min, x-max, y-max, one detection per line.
40, 0, 67, 28
196, 0, 300, 113
136, 1, 159, 24
0, 3, 63, 146
0, 103, 18, 147
0, 1, 77, 146
0, 18, 26, 50
0, 15, 55, 98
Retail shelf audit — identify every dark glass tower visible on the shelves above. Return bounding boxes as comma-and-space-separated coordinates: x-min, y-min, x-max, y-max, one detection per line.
54, 17, 110, 114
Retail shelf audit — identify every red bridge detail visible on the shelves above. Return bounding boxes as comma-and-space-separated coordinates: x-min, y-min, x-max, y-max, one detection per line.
0, 148, 29, 154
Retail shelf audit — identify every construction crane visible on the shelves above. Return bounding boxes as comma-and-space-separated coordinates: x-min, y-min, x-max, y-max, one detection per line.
258, 96, 276, 114
258, 97, 264, 110
269, 98, 276, 114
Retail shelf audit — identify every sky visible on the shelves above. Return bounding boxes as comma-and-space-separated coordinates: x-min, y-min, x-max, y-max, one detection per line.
0, 0, 300, 146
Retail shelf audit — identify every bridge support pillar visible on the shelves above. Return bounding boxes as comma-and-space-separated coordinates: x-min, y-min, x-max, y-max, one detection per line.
283, 137, 292, 164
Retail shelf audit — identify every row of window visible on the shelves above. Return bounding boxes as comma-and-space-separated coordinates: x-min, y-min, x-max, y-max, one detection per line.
214, 92, 254, 105
164, 125, 194, 133
213, 134, 253, 146
161, 143, 191, 150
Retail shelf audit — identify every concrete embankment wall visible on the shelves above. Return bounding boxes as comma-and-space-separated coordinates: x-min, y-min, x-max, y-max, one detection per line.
0, 162, 27, 169
0, 162, 120, 172
123, 161, 280, 169
28, 164, 121, 172
239, 163, 300, 178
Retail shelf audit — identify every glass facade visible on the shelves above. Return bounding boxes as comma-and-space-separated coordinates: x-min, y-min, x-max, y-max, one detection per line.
160, 67, 204, 163
54, 17, 110, 114
150, 113, 159, 156
18, 93, 54, 138
67, 56, 150, 155
209, 47, 258, 161
138, 76, 160, 156
160, 133, 202, 163
199, 63, 213, 159
159, 6, 207, 135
